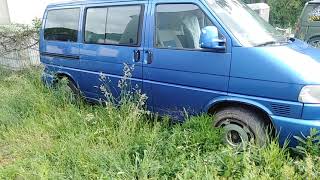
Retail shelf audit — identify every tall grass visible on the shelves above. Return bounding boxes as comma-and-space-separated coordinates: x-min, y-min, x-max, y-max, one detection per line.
0, 68, 319, 179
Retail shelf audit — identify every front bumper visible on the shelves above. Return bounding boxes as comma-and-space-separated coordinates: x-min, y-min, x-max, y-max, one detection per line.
272, 115, 320, 146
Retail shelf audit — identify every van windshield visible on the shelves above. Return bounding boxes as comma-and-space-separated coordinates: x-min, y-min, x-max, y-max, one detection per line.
206, 0, 287, 47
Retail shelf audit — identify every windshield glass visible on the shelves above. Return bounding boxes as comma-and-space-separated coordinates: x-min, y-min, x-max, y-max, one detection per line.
205, 0, 286, 46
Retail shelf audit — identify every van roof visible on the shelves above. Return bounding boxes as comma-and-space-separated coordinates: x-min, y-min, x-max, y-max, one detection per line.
310, 0, 320, 4
47, 0, 146, 8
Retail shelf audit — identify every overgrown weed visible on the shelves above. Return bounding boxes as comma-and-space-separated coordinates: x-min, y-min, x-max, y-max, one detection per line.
0, 67, 319, 179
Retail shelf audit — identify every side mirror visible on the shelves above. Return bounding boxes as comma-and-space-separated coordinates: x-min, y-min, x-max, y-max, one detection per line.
200, 26, 226, 51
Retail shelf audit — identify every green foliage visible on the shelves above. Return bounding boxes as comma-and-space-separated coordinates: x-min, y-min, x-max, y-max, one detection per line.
294, 129, 320, 156
268, 0, 306, 28
0, 68, 319, 179
242, 0, 306, 28
31, 18, 42, 36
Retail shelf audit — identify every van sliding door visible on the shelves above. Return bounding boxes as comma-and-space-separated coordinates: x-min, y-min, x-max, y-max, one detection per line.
79, 1, 148, 102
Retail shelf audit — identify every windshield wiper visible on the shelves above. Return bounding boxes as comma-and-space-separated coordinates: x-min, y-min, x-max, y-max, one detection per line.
255, 39, 291, 47
255, 41, 278, 47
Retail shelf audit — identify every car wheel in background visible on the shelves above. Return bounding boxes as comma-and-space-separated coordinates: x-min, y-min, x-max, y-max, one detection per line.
308, 37, 320, 48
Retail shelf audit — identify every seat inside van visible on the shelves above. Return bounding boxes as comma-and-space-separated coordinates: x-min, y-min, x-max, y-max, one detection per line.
156, 13, 201, 49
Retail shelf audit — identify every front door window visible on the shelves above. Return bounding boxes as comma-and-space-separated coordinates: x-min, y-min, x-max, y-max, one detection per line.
155, 4, 218, 50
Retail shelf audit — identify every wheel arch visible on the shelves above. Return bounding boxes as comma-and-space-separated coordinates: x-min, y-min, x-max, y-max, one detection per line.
307, 34, 320, 42
54, 71, 79, 88
205, 97, 275, 129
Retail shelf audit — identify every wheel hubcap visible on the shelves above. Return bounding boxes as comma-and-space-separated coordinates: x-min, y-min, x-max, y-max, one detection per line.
219, 120, 254, 147
228, 130, 242, 144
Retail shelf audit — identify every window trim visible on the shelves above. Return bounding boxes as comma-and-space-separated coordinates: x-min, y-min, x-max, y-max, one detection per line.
44, 7, 81, 43
154, 2, 226, 52
83, 4, 145, 47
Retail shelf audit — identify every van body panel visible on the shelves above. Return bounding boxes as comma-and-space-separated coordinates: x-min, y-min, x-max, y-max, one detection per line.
78, 1, 148, 100
40, 0, 320, 146
40, 5, 82, 69
142, 0, 232, 117
40, 6, 83, 89
272, 115, 320, 145
79, 44, 145, 98
204, 94, 303, 119
144, 80, 228, 117
229, 77, 303, 102
302, 104, 320, 120
231, 40, 320, 86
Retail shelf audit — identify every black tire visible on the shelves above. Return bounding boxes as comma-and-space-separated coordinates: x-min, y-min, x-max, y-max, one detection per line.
67, 79, 81, 99
56, 77, 82, 102
213, 107, 268, 147
308, 37, 320, 48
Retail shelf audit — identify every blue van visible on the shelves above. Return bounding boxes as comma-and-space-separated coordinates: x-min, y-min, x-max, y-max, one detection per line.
40, 0, 320, 146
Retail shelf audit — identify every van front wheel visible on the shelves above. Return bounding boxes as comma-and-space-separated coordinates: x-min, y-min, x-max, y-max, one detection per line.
213, 107, 267, 147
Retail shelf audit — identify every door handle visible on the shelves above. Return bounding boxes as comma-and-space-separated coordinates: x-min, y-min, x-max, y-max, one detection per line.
133, 50, 141, 62
146, 50, 153, 64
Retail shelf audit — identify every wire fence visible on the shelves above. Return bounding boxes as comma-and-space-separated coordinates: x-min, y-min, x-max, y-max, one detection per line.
0, 42, 40, 70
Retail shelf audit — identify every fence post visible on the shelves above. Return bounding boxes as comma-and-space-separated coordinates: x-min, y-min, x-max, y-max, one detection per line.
0, 0, 10, 25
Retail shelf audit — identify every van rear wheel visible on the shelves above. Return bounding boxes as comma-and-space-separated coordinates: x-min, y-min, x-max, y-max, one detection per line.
56, 77, 82, 102
66, 79, 81, 100
214, 107, 268, 147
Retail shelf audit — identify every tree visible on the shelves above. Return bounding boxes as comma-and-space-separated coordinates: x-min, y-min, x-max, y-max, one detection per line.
268, 0, 307, 28
242, 0, 307, 28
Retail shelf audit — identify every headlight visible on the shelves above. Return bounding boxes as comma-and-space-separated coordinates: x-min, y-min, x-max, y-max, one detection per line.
299, 85, 320, 104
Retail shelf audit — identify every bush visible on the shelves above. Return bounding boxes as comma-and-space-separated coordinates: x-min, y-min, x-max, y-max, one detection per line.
0, 18, 41, 56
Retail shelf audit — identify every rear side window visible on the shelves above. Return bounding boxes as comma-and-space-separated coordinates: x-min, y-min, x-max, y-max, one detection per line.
44, 8, 80, 42
85, 8, 108, 44
85, 5, 142, 46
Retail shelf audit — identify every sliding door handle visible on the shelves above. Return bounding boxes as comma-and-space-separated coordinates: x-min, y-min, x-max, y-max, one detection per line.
146, 50, 153, 64
133, 50, 141, 62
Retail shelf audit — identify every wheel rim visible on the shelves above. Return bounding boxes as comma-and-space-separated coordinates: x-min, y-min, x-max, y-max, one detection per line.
310, 40, 320, 48
219, 119, 254, 147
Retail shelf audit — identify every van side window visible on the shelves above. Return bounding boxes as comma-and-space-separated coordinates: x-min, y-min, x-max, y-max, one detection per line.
85, 8, 108, 44
85, 5, 142, 46
155, 4, 216, 49
44, 8, 80, 42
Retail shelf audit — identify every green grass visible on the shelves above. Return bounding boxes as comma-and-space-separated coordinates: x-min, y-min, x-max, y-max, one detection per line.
0, 68, 319, 179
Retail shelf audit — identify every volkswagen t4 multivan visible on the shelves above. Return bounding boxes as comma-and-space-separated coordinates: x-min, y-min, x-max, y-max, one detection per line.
40, 0, 320, 146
